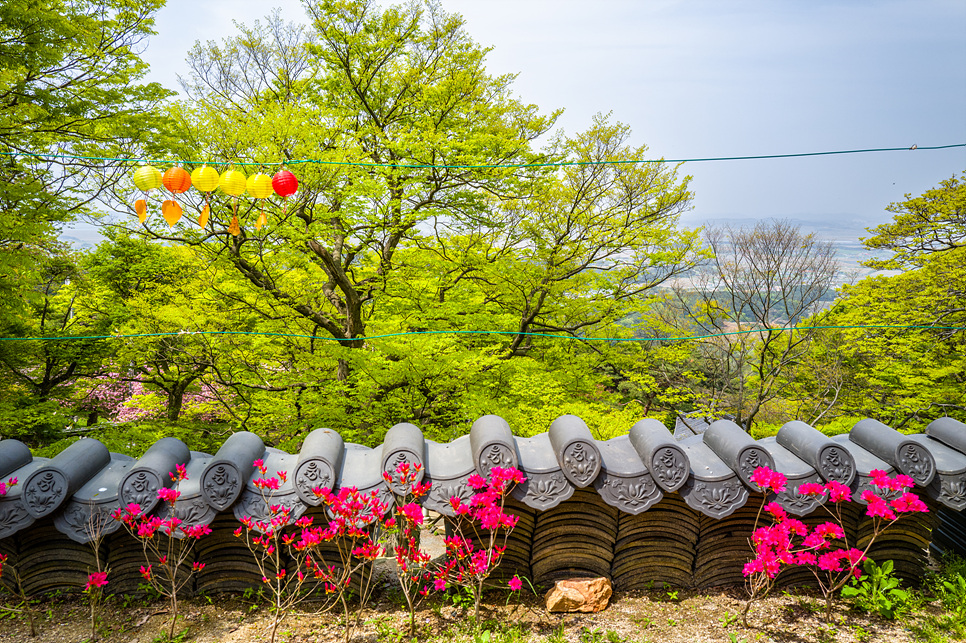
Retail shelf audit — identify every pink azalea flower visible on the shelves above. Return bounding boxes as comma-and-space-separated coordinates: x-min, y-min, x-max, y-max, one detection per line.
797, 482, 825, 496
85, 571, 108, 591
825, 480, 852, 503
750, 467, 787, 494
508, 575, 523, 591
157, 487, 180, 503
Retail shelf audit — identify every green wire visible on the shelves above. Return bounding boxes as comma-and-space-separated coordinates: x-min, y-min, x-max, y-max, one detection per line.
1, 325, 962, 343
0, 143, 962, 170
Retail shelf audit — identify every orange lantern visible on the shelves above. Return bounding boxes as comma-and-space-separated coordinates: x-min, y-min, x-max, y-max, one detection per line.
162, 167, 191, 193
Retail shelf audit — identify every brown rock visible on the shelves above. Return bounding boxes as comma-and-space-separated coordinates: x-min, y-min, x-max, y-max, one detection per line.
545, 577, 612, 613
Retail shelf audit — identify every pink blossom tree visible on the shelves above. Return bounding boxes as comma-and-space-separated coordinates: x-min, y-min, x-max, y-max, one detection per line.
113, 464, 210, 640
437, 467, 526, 622
742, 466, 928, 624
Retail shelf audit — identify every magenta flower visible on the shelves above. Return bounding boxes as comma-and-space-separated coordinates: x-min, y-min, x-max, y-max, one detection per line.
157, 487, 180, 503
508, 575, 523, 591
798, 482, 825, 496
750, 467, 787, 494
825, 480, 852, 503
85, 571, 108, 591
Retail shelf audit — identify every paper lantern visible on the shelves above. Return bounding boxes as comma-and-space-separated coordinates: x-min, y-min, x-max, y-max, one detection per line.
220, 169, 247, 196
247, 173, 273, 199
191, 165, 220, 192
161, 200, 183, 227
272, 169, 298, 197
162, 167, 191, 193
132, 165, 162, 191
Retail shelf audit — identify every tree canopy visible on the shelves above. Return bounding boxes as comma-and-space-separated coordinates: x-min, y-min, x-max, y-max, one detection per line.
1, 0, 962, 449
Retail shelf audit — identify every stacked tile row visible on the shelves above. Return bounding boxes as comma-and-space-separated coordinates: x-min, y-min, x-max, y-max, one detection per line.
0, 415, 963, 594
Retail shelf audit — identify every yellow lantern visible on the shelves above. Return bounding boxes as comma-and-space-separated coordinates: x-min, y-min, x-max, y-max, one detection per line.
220, 169, 247, 196
131, 165, 162, 222
220, 168, 247, 224
191, 165, 220, 229
246, 173, 273, 198
132, 165, 162, 191
191, 165, 220, 192
247, 173, 273, 230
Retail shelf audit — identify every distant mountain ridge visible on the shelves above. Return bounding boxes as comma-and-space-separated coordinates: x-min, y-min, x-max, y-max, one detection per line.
678, 214, 884, 242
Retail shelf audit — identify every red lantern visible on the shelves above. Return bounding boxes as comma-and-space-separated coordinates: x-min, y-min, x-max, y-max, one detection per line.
162, 167, 192, 194
272, 169, 298, 198
272, 169, 298, 215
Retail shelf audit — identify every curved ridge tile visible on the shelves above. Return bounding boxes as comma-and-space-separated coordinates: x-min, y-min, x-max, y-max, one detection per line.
201, 432, 265, 511
850, 418, 936, 487
234, 448, 306, 528
423, 435, 476, 516
594, 435, 663, 514
829, 434, 898, 504
22, 438, 111, 519
293, 428, 344, 506
53, 452, 135, 544
548, 415, 602, 488
338, 445, 393, 509
0, 458, 48, 539
628, 419, 689, 492
679, 435, 749, 519
907, 434, 966, 511
381, 423, 426, 494
171, 452, 217, 528
703, 420, 775, 487
0, 439, 32, 479
758, 437, 824, 516
119, 437, 191, 515
777, 421, 856, 485
927, 417, 966, 455
470, 415, 518, 475
511, 433, 574, 510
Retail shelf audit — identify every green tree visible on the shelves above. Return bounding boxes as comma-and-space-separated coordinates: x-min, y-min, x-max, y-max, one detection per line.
0, 0, 173, 310
795, 173, 966, 429
0, 0, 174, 442
862, 170, 966, 269
808, 247, 966, 428
664, 220, 838, 430
105, 1, 702, 444
78, 235, 238, 423
0, 253, 114, 441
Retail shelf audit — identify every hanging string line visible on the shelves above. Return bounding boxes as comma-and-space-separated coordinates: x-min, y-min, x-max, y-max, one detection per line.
0, 144, 962, 170
2, 324, 963, 343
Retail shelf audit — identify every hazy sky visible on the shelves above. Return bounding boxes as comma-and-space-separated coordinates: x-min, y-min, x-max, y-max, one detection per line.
90, 0, 965, 242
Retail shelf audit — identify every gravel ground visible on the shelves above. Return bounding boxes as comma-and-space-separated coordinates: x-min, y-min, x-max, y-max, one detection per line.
0, 583, 935, 643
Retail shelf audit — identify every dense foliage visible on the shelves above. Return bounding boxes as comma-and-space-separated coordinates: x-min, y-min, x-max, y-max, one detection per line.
0, 0, 962, 451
